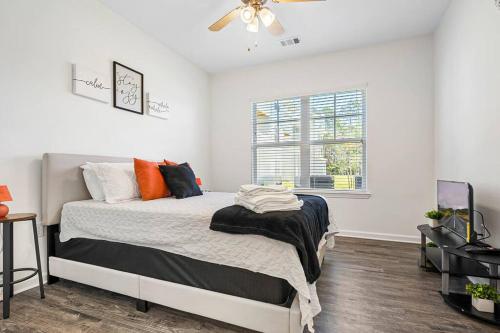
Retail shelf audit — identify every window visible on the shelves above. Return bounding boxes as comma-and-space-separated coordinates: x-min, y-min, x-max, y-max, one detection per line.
251, 89, 367, 192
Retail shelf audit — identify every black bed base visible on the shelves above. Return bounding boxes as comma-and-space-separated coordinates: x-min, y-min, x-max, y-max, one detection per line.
46, 225, 296, 310
46, 225, 60, 285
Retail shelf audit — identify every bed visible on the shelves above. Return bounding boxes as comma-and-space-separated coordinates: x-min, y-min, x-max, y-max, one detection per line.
42, 153, 335, 333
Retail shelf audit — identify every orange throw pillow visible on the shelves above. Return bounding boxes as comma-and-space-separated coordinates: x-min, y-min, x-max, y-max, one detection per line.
134, 158, 170, 200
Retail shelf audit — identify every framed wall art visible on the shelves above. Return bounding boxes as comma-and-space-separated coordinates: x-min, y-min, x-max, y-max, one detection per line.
113, 61, 144, 114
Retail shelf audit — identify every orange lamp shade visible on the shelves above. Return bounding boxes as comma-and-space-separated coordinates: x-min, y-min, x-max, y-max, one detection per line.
0, 185, 12, 202
196, 178, 202, 186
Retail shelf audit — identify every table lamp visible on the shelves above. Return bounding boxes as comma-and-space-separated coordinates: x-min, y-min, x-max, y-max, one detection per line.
0, 185, 13, 218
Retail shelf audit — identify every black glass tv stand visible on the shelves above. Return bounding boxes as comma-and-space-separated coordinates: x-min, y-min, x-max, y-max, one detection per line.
418, 224, 500, 325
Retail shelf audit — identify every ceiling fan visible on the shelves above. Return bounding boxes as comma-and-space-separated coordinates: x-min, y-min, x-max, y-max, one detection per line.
208, 0, 325, 36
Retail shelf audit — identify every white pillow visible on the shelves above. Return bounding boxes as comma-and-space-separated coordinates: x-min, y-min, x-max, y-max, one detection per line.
81, 165, 105, 201
85, 162, 140, 204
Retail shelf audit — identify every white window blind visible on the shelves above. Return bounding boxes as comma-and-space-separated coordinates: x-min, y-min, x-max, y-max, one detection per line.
252, 89, 367, 191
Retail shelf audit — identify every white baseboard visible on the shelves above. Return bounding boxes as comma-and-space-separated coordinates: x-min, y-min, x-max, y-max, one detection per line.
338, 229, 420, 244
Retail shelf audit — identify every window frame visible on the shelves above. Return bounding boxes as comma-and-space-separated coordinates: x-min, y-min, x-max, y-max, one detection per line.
251, 87, 370, 198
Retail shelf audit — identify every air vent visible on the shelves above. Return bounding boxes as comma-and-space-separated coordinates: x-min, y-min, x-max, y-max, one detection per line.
280, 37, 300, 47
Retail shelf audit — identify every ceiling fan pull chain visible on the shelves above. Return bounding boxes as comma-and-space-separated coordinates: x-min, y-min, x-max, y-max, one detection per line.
246, 30, 259, 52
247, 31, 253, 52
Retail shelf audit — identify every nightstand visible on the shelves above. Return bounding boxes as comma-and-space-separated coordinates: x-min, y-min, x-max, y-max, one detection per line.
0, 213, 44, 319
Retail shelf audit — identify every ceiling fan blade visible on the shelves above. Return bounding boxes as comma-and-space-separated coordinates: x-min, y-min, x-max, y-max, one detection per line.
266, 16, 285, 36
272, 0, 325, 2
208, 7, 242, 31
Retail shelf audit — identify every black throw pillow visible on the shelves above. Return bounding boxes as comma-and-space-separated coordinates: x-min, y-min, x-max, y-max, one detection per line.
158, 163, 203, 199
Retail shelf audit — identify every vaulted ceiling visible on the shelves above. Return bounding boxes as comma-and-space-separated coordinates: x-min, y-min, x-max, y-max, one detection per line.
100, 0, 450, 73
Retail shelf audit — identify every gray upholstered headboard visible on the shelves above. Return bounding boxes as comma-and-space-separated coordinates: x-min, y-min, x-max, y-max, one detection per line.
42, 153, 131, 226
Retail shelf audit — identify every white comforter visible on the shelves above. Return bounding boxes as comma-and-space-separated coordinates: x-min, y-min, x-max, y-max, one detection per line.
59, 192, 337, 331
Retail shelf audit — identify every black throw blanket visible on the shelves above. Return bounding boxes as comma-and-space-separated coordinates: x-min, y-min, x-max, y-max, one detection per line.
210, 195, 329, 283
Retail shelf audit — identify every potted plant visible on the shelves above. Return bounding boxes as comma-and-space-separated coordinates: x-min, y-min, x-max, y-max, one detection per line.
424, 210, 444, 228
466, 283, 499, 313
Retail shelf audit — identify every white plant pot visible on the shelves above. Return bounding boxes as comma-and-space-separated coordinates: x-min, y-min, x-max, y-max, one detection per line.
472, 297, 495, 313
429, 219, 440, 228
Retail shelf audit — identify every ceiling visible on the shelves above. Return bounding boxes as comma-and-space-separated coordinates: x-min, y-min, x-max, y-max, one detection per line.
100, 0, 450, 73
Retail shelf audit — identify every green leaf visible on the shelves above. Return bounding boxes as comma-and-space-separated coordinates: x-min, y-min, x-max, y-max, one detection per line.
466, 283, 500, 302
425, 210, 444, 220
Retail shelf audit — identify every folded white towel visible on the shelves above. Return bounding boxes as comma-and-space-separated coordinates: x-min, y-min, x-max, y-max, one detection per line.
235, 192, 298, 206
235, 195, 298, 209
239, 184, 291, 197
235, 196, 303, 214
235, 185, 303, 213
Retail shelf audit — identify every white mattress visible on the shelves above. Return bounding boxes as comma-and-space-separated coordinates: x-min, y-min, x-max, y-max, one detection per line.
59, 192, 336, 331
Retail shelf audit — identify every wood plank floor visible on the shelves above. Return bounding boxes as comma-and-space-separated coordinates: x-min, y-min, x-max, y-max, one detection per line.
1, 237, 499, 332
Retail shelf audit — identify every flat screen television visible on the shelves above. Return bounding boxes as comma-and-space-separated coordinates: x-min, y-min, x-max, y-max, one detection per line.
437, 180, 476, 243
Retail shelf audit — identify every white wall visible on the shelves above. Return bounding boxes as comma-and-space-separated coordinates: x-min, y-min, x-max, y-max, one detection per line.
211, 36, 435, 242
435, 0, 500, 246
0, 0, 210, 293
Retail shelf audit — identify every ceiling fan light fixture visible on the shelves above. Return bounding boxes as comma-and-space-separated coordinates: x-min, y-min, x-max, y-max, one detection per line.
240, 5, 256, 24
258, 7, 275, 27
247, 16, 259, 32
